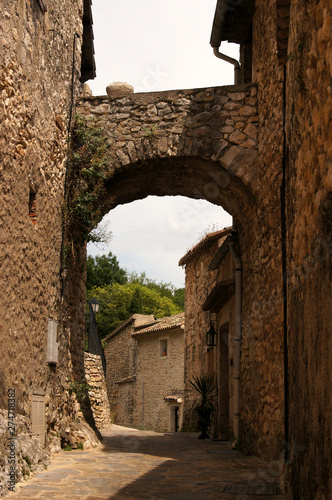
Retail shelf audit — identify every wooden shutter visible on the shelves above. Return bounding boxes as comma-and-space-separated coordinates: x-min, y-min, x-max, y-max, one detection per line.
31, 395, 45, 439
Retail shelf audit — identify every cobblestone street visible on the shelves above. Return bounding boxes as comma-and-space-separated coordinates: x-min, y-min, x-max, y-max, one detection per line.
9, 425, 286, 499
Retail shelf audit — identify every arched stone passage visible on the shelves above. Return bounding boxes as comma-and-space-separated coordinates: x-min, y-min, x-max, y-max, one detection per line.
102, 155, 257, 226
76, 83, 262, 227
69, 83, 285, 465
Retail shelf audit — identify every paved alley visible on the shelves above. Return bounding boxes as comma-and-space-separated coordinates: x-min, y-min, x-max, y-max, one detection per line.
8, 425, 287, 499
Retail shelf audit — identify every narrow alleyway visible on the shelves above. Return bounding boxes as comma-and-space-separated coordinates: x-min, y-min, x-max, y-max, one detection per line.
9, 425, 286, 499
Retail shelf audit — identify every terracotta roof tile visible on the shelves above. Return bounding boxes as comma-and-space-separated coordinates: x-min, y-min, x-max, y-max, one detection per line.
179, 227, 232, 267
133, 312, 185, 337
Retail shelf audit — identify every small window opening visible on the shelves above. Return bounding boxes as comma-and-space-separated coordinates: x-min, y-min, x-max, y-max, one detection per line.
29, 192, 37, 225
160, 339, 167, 357
36, 0, 48, 13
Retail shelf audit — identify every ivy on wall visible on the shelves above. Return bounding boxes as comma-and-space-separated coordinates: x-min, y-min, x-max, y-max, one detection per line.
64, 115, 113, 245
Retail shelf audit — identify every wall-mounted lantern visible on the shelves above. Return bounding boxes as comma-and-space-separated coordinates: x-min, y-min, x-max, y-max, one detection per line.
47, 319, 58, 365
206, 321, 217, 347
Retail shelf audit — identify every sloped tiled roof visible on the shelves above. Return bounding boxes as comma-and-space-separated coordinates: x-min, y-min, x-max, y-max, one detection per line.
132, 312, 185, 337
104, 314, 156, 343
179, 227, 232, 267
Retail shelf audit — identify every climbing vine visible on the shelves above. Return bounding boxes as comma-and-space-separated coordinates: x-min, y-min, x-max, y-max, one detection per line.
64, 114, 113, 246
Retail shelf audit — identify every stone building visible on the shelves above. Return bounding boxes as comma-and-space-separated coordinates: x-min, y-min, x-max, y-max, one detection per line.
179, 228, 239, 438
0, 0, 97, 492
105, 313, 185, 433
103, 314, 156, 418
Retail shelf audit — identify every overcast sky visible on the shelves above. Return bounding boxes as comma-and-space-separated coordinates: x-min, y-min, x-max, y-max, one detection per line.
87, 0, 238, 288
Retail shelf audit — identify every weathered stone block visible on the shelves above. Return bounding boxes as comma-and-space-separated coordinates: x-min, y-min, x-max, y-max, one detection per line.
229, 130, 247, 145
106, 82, 134, 99
219, 145, 240, 167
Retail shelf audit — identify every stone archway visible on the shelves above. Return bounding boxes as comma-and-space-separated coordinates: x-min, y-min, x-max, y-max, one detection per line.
66, 83, 285, 463
76, 83, 262, 227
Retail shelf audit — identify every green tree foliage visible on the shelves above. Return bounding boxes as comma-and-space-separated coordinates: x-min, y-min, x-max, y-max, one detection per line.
129, 288, 144, 314
87, 281, 183, 339
173, 287, 185, 309
86, 252, 127, 290
86, 255, 185, 339
127, 272, 185, 308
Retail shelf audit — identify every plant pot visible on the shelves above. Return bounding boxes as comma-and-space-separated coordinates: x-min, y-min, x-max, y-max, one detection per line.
197, 407, 212, 440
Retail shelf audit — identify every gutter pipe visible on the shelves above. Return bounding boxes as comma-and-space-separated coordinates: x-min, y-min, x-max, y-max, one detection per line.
213, 47, 241, 85
281, 64, 289, 464
210, 0, 241, 84
229, 234, 242, 443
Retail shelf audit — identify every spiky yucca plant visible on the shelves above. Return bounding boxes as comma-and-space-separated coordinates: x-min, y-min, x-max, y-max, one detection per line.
189, 374, 217, 412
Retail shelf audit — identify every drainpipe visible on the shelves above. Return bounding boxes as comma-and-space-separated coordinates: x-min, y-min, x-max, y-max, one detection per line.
229, 234, 242, 444
212, 47, 241, 85
281, 64, 289, 464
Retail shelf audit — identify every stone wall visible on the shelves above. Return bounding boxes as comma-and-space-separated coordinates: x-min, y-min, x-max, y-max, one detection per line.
116, 377, 136, 429
284, 0, 332, 497
0, 1, 97, 494
0, 0, 83, 411
180, 229, 237, 435
180, 232, 227, 426
0, 410, 50, 494
234, 0, 286, 463
84, 353, 111, 430
132, 325, 185, 432
104, 315, 155, 419
245, 0, 332, 495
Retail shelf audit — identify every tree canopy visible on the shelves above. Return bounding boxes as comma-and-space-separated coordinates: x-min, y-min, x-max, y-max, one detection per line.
86, 252, 127, 290
86, 253, 185, 339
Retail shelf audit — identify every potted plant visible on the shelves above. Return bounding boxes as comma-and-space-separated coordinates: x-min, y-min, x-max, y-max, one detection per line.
189, 374, 217, 439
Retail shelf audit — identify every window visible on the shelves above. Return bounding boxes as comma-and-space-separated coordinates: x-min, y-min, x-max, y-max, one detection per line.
29, 191, 37, 225
160, 339, 167, 357
36, 0, 47, 13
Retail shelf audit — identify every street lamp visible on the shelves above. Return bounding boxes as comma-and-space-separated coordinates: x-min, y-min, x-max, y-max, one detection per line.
89, 298, 100, 314
206, 321, 217, 347
88, 298, 100, 354
87, 297, 106, 374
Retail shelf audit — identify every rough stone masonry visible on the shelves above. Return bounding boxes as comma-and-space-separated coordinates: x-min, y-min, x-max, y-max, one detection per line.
76, 83, 261, 220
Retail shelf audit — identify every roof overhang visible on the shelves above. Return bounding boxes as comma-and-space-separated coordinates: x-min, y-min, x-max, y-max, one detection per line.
202, 277, 235, 312
80, 0, 96, 83
210, 0, 255, 47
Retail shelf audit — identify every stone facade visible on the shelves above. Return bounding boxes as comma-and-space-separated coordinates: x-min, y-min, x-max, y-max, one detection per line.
179, 229, 236, 435
0, 1, 97, 494
251, 0, 331, 496
283, 1, 332, 497
84, 353, 111, 430
104, 315, 156, 419
117, 314, 185, 433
